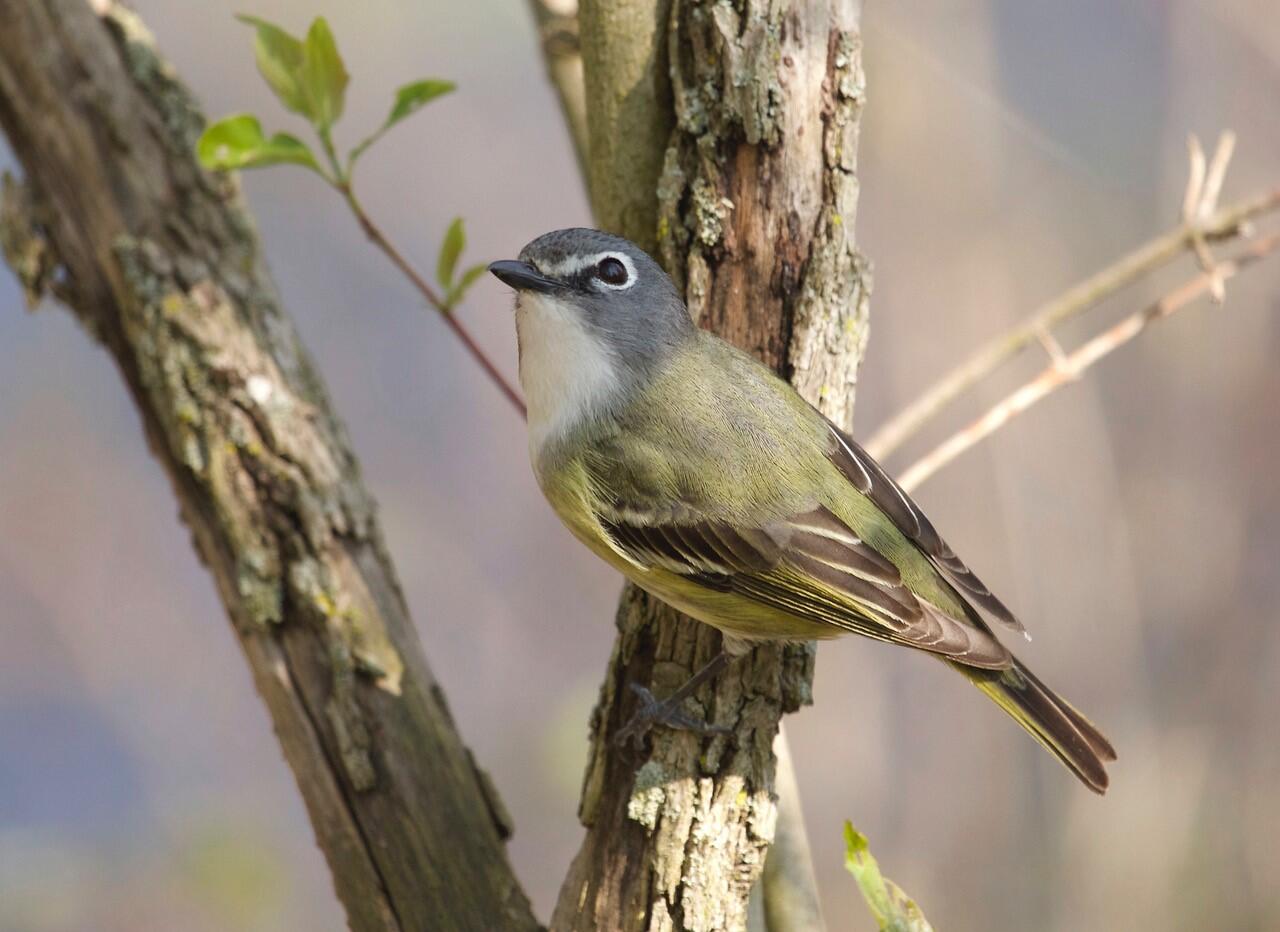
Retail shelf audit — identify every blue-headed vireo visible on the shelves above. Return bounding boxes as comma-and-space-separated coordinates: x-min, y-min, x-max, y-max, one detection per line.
489, 228, 1115, 793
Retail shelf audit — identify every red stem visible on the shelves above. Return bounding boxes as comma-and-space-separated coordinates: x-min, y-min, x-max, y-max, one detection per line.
342, 187, 527, 420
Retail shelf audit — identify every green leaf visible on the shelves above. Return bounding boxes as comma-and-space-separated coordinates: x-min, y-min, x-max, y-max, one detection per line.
387, 79, 455, 127
348, 79, 455, 169
236, 15, 308, 117
300, 17, 349, 131
444, 262, 488, 309
436, 217, 466, 290
843, 822, 934, 932
197, 114, 321, 173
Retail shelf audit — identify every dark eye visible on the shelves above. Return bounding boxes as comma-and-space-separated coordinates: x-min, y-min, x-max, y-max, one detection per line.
596, 257, 629, 286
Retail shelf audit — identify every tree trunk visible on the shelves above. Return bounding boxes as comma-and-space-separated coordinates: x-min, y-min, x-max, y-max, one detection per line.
553, 1, 870, 929
0, 3, 537, 930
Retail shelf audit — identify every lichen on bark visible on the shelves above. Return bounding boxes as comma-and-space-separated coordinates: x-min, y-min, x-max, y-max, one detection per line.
0, 173, 61, 308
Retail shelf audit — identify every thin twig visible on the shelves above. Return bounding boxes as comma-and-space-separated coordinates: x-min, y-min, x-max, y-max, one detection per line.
863, 185, 1280, 461
1200, 132, 1236, 222
1181, 135, 1206, 223
757, 724, 828, 932
525, 0, 589, 180
338, 184, 527, 418
1186, 132, 1237, 303
895, 232, 1280, 492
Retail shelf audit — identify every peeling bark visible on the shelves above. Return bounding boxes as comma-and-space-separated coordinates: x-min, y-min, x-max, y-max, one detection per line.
0, 3, 538, 930
554, 2, 869, 930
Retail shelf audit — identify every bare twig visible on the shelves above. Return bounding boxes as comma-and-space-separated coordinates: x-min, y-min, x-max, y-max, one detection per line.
1181, 135, 1207, 223
864, 180, 1280, 461
759, 725, 829, 932
525, 0, 589, 178
338, 184, 527, 418
896, 232, 1280, 492
1185, 132, 1236, 303
1199, 132, 1236, 222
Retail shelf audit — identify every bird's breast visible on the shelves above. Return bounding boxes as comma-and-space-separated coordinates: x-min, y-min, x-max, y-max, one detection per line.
515, 293, 621, 457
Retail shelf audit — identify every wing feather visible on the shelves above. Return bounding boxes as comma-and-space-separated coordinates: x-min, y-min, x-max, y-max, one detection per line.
597, 503, 1011, 669
826, 420, 1026, 635
788, 508, 903, 587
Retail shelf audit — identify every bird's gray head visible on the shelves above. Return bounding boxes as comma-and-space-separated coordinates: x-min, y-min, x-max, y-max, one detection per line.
489, 228, 695, 447
488, 228, 693, 369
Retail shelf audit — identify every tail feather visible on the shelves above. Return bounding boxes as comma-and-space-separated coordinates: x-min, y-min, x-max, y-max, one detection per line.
958, 657, 1115, 793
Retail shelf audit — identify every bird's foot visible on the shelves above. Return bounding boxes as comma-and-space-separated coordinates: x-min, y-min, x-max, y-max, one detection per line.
613, 683, 730, 748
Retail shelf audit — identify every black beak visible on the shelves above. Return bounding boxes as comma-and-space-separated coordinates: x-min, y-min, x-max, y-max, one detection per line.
487, 260, 559, 294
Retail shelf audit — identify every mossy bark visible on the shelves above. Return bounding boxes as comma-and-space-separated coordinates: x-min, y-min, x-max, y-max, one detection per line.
555, 2, 870, 930
0, 3, 537, 930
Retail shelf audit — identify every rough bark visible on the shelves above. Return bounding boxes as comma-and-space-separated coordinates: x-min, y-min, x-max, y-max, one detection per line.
0, 3, 538, 930
553, 2, 870, 930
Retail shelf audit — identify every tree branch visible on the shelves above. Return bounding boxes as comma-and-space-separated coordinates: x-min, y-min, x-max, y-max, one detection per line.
525, 0, 589, 179
552, 2, 869, 929
759, 726, 827, 932
864, 184, 1280, 462
896, 231, 1280, 492
575, 0, 674, 254
0, 3, 537, 929
521, 2, 841, 927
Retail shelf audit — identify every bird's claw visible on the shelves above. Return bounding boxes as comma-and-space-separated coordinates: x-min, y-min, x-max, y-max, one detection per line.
613, 682, 731, 748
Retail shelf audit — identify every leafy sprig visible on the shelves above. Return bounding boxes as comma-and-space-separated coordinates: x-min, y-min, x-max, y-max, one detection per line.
197, 15, 520, 412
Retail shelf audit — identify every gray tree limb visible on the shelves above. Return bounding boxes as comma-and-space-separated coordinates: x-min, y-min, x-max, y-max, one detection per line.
552, 2, 869, 929
0, 3, 538, 930
759, 727, 827, 932
526, 0, 590, 178
576, 0, 675, 254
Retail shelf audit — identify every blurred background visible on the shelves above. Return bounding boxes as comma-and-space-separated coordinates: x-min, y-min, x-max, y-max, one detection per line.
1, 0, 1278, 929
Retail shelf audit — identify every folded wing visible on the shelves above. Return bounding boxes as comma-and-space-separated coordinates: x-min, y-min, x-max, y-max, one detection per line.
599, 502, 1011, 669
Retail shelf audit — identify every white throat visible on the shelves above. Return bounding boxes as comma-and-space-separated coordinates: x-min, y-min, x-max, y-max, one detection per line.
515, 292, 621, 458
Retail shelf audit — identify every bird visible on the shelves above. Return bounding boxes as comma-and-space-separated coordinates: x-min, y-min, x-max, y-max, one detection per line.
488, 227, 1116, 793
